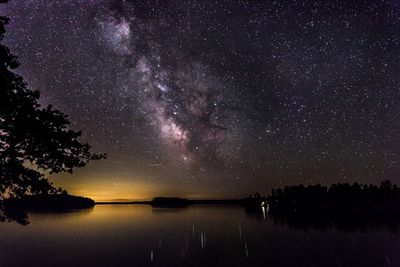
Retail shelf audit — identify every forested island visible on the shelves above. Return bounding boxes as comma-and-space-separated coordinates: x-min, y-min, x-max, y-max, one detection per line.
4, 194, 95, 211
261, 180, 400, 230
267, 180, 400, 216
2, 194, 94, 224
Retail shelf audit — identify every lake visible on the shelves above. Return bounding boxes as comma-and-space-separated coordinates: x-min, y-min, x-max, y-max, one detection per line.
0, 204, 399, 266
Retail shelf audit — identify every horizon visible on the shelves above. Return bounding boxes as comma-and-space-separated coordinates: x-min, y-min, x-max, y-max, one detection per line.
61, 179, 399, 202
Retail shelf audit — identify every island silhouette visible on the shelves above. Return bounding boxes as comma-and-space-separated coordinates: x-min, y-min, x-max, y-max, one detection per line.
4, 194, 95, 211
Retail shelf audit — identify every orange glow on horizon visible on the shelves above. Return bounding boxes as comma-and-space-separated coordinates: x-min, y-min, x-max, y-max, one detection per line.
51, 176, 161, 202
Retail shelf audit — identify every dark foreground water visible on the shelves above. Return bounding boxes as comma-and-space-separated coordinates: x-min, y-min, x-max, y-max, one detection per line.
0, 204, 399, 267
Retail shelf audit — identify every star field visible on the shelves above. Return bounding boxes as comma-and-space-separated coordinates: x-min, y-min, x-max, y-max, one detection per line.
1, 0, 399, 200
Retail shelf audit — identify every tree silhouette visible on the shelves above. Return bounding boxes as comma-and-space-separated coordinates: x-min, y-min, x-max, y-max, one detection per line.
267, 180, 400, 217
0, 3, 105, 222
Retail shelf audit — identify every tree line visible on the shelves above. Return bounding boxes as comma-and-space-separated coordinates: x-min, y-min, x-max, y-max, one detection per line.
267, 180, 400, 216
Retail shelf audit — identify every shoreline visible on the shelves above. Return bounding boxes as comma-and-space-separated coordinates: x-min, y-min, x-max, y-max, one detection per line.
95, 199, 248, 205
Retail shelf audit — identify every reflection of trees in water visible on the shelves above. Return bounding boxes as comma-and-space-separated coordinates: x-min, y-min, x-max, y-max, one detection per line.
2, 206, 29, 225
268, 213, 400, 233
2, 206, 95, 225
244, 206, 400, 233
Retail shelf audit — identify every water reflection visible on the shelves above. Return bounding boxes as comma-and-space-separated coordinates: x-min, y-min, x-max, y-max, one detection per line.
269, 213, 400, 233
0, 204, 399, 266
151, 207, 188, 213
245, 206, 400, 233
30, 208, 94, 216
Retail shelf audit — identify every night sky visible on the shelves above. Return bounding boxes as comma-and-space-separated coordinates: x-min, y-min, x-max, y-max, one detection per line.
1, 0, 399, 201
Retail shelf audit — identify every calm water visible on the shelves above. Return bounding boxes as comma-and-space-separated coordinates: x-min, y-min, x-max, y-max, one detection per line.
0, 204, 399, 267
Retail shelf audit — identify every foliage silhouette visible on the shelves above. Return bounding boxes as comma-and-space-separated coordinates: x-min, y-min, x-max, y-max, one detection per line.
267, 180, 400, 217
0, 2, 105, 223
5, 194, 95, 210
239, 181, 400, 231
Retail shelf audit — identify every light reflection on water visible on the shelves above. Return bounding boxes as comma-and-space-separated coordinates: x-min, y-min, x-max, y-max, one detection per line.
0, 204, 399, 266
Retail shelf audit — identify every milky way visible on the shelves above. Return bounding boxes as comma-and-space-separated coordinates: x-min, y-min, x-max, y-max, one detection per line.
1, 0, 400, 199
96, 2, 242, 166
